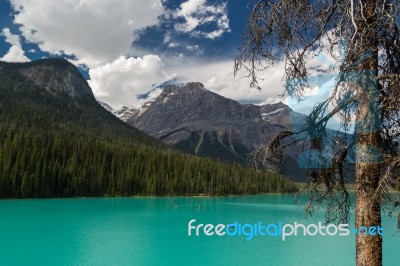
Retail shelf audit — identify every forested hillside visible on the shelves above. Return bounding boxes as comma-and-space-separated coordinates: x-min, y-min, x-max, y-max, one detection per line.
0, 59, 298, 197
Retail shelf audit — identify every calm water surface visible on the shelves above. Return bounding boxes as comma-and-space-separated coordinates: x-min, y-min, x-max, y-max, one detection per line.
0, 195, 398, 266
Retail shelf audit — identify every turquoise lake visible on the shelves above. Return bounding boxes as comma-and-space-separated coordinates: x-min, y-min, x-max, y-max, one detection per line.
0, 195, 398, 266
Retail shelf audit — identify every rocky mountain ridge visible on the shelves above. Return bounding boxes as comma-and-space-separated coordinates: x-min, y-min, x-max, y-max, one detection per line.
101, 82, 308, 180
0, 58, 95, 99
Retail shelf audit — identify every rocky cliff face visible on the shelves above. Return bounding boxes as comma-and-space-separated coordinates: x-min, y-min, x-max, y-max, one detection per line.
128, 82, 262, 133
123, 82, 308, 180
15, 58, 95, 99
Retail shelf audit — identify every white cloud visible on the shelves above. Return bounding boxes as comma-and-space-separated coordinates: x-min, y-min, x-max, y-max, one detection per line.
10, 0, 165, 67
163, 59, 287, 105
0, 45, 30, 62
2, 28, 20, 46
163, 33, 171, 44
202, 62, 285, 103
186, 44, 203, 55
164, 40, 341, 107
3, 0, 342, 113
0, 28, 30, 62
88, 55, 174, 108
173, 0, 230, 39
302, 85, 320, 96
89, 55, 284, 109
168, 43, 179, 48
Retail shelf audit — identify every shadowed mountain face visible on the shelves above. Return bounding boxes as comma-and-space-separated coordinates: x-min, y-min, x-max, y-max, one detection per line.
2, 58, 96, 99
123, 82, 308, 180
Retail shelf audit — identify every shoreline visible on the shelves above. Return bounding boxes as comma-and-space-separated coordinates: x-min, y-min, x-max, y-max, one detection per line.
0, 192, 298, 200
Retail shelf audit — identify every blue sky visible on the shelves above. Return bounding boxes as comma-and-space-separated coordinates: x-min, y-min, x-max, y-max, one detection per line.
0, 0, 336, 111
2, 0, 289, 108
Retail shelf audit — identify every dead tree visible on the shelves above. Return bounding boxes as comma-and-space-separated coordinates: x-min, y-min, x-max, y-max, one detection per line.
235, 1, 400, 265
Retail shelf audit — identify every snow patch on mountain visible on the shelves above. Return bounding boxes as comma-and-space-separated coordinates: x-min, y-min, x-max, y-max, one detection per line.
97, 100, 137, 122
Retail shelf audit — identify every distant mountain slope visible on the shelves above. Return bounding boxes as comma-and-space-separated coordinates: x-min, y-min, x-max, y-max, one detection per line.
3, 58, 95, 99
97, 100, 138, 121
0, 59, 297, 197
120, 82, 308, 180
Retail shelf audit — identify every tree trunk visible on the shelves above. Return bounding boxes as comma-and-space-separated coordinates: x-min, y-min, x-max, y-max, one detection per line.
355, 1, 382, 265
355, 132, 382, 266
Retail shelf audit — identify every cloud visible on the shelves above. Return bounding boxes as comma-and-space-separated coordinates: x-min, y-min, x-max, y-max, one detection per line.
2, 28, 20, 46
88, 49, 339, 110
168, 43, 179, 48
173, 0, 230, 39
186, 44, 203, 55
88, 55, 174, 108
10, 0, 165, 67
164, 59, 286, 104
164, 39, 341, 107
4, 0, 235, 107
3, 0, 340, 113
202, 63, 285, 103
0, 28, 30, 62
0, 45, 30, 62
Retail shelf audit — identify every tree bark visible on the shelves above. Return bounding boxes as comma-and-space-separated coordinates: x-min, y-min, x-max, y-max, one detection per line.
355, 133, 382, 266
355, 1, 382, 265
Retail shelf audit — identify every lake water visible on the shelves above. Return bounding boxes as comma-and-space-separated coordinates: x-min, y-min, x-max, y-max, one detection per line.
0, 195, 398, 266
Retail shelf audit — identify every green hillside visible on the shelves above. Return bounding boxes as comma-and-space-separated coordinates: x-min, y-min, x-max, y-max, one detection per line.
0, 59, 298, 197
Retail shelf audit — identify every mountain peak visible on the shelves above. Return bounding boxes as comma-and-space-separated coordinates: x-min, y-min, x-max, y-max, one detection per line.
185, 81, 206, 89
2, 58, 95, 99
162, 82, 206, 94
